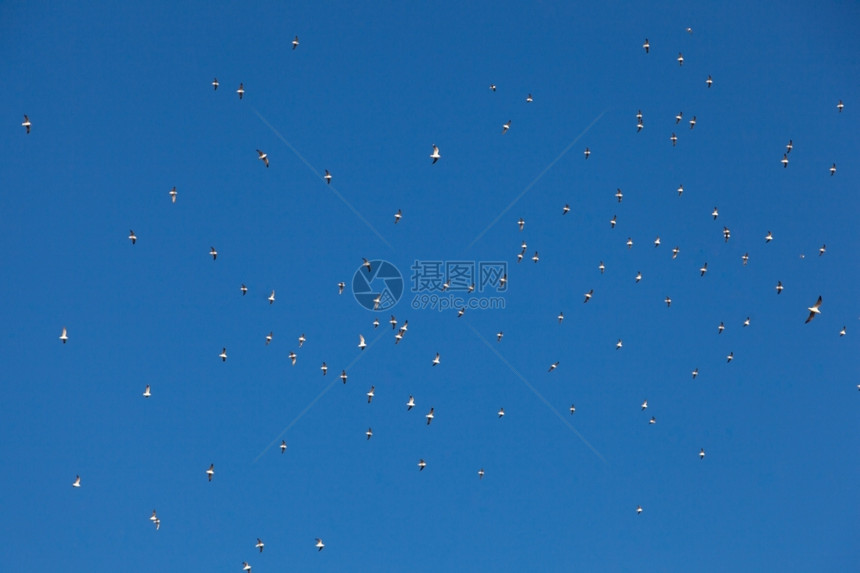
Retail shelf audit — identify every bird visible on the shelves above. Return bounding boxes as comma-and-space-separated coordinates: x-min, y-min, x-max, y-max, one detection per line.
268, 290, 275, 304
700, 262, 708, 277
742, 253, 749, 265
219, 348, 227, 362
677, 185, 684, 197
340, 370, 348, 384
143, 384, 151, 398
367, 386, 375, 403
256, 539, 264, 553
366, 427, 373, 440
654, 236, 661, 248
584, 147, 591, 159
169, 187, 177, 203
584, 289, 593, 303
373, 319, 379, 328
237, 83, 244, 99
636, 110, 643, 123
129, 230, 137, 244
637, 505, 643, 514
671, 133, 678, 146
206, 464, 214, 482
212, 78, 218, 90
315, 538, 325, 551
649, 417, 656, 424
362, 258, 372, 272
776, 281, 783, 294
706, 75, 713, 88
489, 84, 496, 91
635, 271, 642, 283
430, 144, 441, 164
358, 334, 366, 350
292, 35, 299, 50
150, 510, 158, 523
569, 405, 576, 415
502, 120, 511, 134
672, 247, 680, 259
830, 163, 836, 176
727, 352, 734, 363
641, 399, 648, 411
558, 311, 564, 324
712, 207, 719, 220
22, 115, 31, 133
765, 231, 773, 243
837, 99, 844, 113
338, 282, 345, 294
643, 38, 650, 53
210, 246, 218, 260
497, 331, 503, 342
407, 395, 415, 410
256, 149, 269, 167
786, 139, 793, 154
686, 26, 693, 33
692, 368, 698, 379
699, 449, 705, 459
626, 237, 633, 249
615, 188, 623, 203
526, 93, 533, 103
426, 407, 435, 425
689, 116, 696, 130
563, 204, 570, 215
743, 317, 751, 327
499, 274, 507, 288
781, 154, 789, 168
498, 407, 505, 418
531, 251, 540, 264
518, 218, 525, 231
665, 296, 672, 308
718, 322, 725, 334
805, 296, 823, 323
154, 518, 160, 530
321, 362, 327, 375
298, 333, 306, 348
599, 261, 605, 274
60, 327, 68, 344
677, 52, 684, 66
73, 475, 81, 487
676, 111, 683, 124
289, 352, 297, 365
394, 209, 402, 223
280, 441, 287, 453
611, 215, 617, 228
418, 459, 427, 471
457, 307, 466, 318
548, 361, 559, 372
241, 284, 247, 295
324, 169, 332, 184
616, 339, 623, 350
723, 227, 731, 242
819, 244, 826, 256
478, 468, 485, 479
839, 326, 846, 337
432, 353, 440, 366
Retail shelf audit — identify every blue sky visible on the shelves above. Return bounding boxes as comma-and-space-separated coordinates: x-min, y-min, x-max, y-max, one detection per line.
1, 1, 858, 571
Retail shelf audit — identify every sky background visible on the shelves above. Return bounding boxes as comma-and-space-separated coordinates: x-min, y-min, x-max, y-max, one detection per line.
1, 1, 858, 571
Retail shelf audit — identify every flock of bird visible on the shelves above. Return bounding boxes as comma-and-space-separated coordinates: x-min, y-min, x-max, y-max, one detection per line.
20, 24, 852, 570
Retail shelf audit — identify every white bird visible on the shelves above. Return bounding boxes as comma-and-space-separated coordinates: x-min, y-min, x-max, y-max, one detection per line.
358, 334, 366, 350
324, 169, 332, 184
489, 84, 496, 91
677, 52, 684, 66
689, 116, 696, 130
654, 236, 661, 247
432, 353, 440, 366
692, 368, 698, 379
712, 207, 719, 220
212, 78, 218, 90
643, 38, 650, 53
280, 441, 287, 453
786, 139, 793, 154
839, 326, 846, 337
742, 253, 749, 265
776, 281, 783, 294
727, 352, 734, 363
129, 230, 137, 244
699, 448, 705, 459
615, 188, 623, 202
558, 311, 564, 324
671, 133, 678, 146
237, 83, 244, 99
718, 322, 725, 334
641, 400, 648, 410
563, 204, 570, 215
143, 385, 151, 398
298, 333, 306, 347
584, 147, 591, 159
819, 244, 826, 256
150, 510, 158, 522
257, 149, 269, 167
366, 427, 373, 440
418, 459, 426, 471
626, 237, 633, 249
830, 163, 836, 176
22, 115, 31, 133
321, 362, 327, 375
837, 99, 844, 113
338, 282, 345, 294
289, 352, 296, 365
219, 348, 227, 362
498, 407, 505, 418
569, 404, 576, 415
256, 538, 264, 552
340, 370, 348, 384
672, 246, 680, 259
743, 317, 751, 327
611, 215, 617, 228
430, 144, 441, 164
394, 209, 402, 224
315, 538, 325, 551
526, 93, 533, 103
635, 271, 642, 283
518, 218, 525, 231
268, 290, 275, 304
649, 416, 656, 424
362, 258, 372, 273
478, 468, 485, 479
676, 111, 683, 124
805, 296, 822, 323
548, 361, 559, 372
210, 246, 218, 260
169, 187, 177, 203
765, 231, 773, 243
502, 119, 511, 134
206, 464, 214, 482
367, 386, 375, 403
291, 35, 300, 49
73, 475, 81, 487
241, 284, 247, 295
637, 505, 643, 514
243, 562, 251, 573
706, 75, 713, 88
665, 296, 672, 308
373, 319, 379, 329
497, 331, 503, 342
781, 154, 789, 168
407, 395, 415, 410
584, 289, 593, 303
60, 327, 68, 344
457, 307, 466, 318
700, 262, 708, 277
599, 261, 605, 274
616, 339, 623, 350
426, 407, 435, 425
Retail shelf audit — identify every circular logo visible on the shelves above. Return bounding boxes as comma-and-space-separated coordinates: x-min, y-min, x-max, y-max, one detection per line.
352, 260, 403, 311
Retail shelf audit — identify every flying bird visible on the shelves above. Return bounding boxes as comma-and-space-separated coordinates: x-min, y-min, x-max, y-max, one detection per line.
210, 246, 218, 260
671, 133, 678, 146
518, 218, 525, 231
548, 362, 559, 372
143, 385, 151, 398
805, 296, 822, 323
672, 247, 680, 259
718, 322, 725, 334
599, 261, 605, 274
256, 149, 269, 167
665, 296, 672, 308
584, 147, 591, 159
692, 368, 698, 379
362, 258, 372, 272
839, 326, 846, 337
73, 475, 81, 487
315, 538, 325, 551
292, 36, 299, 50
584, 289, 594, 303
324, 169, 332, 184
502, 120, 511, 134
338, 282, 345, 294
706, 75, 713, 88
60, 327, 68, 344
677, 52, 684, 66
786, 139, 793, 154
641, 399, 648, 411
280, 441, 287, 453
22, 115, 31, 133
676, 111, 683, 124
626, 237, 633, 249
643, 38, 650, 53
558, 311, 564, 324
837, 100, 844, 113
268, 290, 275, 304
765, 231, 773, 243
432, 353, 440, 366
321, 362, 327, 375
526, 94, 533, 103
298, 333, 306, 347
241, 284, 247, 295
426, 407, 434, 425
237, 83, 244, 99
366, 427, 373, 440
637, 505, 643, 514
242, 562, 252, 572
394, 209, 402, 223
256, 539, 264, 553
830, 163, 836, 176
727, 352, 734, 363
418, 459, 426, 471
206, 464, 214, 482
489, 84, 496, 91
712, 207, 719, 220
430, 144, 440, 164
635, 271, 642, 283
498, 407, 505, 418
700, 262, 708, 276
358, 334, 366, 350
478, 468, 485, 479
689, 116, 696, 129
776, 281, 783, 294
569, 405, 576, 415
819, 244, 826, 256
616, 339, 623, 350
563, 204, 570, 215
367, 386, 375, 403
340, 370, 348, 384
407, 395, 415, 410
743, 317, 751, 327
781, 154, 789, 168
654, 236, 661, 247
289, 352, 296, 365
611, 215, 617, 228
615, 188, 623, 202
219, 348, 227, 362
169, 187, 177, 203
699, 449, 705, 459
212, 78, 218, 90
497, 331, 503, 342
129, 230, 137, 244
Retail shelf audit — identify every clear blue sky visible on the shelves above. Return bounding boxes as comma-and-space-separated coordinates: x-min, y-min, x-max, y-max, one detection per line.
1, 1, 858, 571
